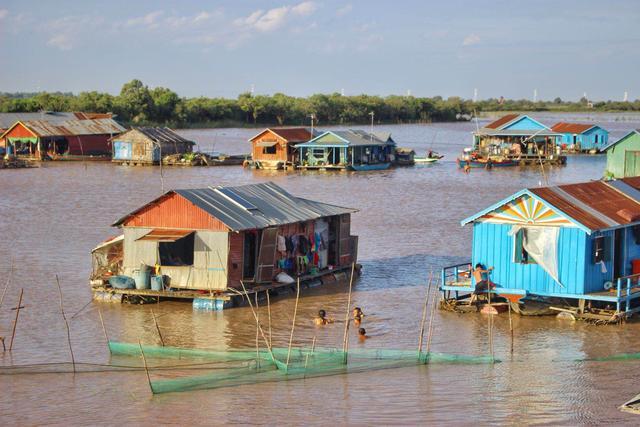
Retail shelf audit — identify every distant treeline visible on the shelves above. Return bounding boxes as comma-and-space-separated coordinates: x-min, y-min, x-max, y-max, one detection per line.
1, 80, 639, 128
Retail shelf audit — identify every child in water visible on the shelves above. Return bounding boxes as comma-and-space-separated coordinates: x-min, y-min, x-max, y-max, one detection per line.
314, 309, 334, 325
358, 328, 369, 341
352, 307, 364, 326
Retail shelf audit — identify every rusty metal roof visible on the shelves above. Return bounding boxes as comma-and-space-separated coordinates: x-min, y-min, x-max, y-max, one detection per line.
113, 182, 357, 231
0, 112, 115, 129
484, 114, 520, 129
551, 122, 597, 134
249, 127, 317, 143
9, 118, 125, 137
135, 127, 193, 144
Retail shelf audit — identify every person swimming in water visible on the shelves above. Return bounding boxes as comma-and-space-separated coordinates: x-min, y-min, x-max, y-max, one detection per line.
314, 309, 334, 325
352, 307, 364, 326
358, 327, 369, 341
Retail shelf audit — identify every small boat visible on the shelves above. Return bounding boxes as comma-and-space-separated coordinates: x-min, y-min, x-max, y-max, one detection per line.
457, 157, 518, 168
349, 162, 391, 171
414, 156, 442, 164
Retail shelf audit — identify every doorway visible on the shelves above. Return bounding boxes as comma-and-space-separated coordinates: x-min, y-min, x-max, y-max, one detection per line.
243, 232, 257, 280
613, 229, 625, 280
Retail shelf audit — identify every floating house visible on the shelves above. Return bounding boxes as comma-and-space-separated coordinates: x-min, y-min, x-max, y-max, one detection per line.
442, 178, 640, 321
603, 130, 640, 178
111, 127, 194, 165
0, 118, 125, 160
295, 130, 396, 171
91, 182, 358, 306
248, 127, 317, 170
551, 122, 609, 152
469, 114, 563, 165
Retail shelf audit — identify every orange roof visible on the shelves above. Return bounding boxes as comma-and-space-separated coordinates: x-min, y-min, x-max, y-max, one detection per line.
484, 114, 520, 129
551, 122, 596, 134
250, 128, 314, 143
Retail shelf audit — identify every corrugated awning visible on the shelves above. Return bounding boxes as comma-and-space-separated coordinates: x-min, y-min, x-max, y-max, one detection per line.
257, 140, 278, 147
136, 229, 193, 242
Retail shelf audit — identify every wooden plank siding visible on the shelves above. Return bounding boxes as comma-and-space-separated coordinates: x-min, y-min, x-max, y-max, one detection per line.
251, 132, 290, 163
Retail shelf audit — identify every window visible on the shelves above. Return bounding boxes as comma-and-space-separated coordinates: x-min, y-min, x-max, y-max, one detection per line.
513, 228, 537, 264
593, 236, 606, 263
263, 145, 277, 154
159, 233, 195, 266
633, 226, 640, 245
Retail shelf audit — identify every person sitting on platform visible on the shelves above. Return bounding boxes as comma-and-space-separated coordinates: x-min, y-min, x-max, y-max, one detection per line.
314, 309, 334, 325
469, 263, 495, 310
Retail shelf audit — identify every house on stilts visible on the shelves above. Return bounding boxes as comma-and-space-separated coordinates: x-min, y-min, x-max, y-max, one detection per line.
91, 182, 359, 309
248, 127, 317, 170
441, 177, 640, 322
551, 122, 609, 153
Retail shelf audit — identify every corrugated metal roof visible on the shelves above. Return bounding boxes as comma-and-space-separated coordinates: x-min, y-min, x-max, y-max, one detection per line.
12, 118, 125, 137
114, 182, 357, 231
551, 122, 597, 134
484, 114, 520, 129
0, 112, 115, 129
297, 129, 395, 147
601, 129, 640, 152
135, 127, 193, 144
475, 129, 561, 137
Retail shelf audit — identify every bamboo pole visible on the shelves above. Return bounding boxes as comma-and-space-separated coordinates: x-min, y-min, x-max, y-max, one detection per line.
55, 275, 76, 373
425, 280, 439, 357
285, 277, 301, 368
9, 288, 23, 351
342, 262, 356, 364
266, 290, 273, 349
418, 271, 434, 357
235, 282, 277, 364
150, 309, 165, 347
98, 307, 109, 344
255, 293, 260, 369
508, 301, 514, 354
138, 340, 153, 393
303, 335, 317, 378
0, 259, 13, 310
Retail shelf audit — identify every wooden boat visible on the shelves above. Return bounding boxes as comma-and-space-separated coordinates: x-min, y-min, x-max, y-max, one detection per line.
457, 157, 518, 168
349, 162, 391, 171
414, 156, 441, 164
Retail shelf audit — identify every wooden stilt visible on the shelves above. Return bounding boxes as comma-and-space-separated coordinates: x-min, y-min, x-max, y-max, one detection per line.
9, 288, 23, 351
55, 276, 76, 373
150, 309, 165, 347
342, 262, 356, 364
138, 340, 153, 393
508, 302, 514, 354
418, 271, 434, 357
255, 293, 260, 369
286, 277, 301, 368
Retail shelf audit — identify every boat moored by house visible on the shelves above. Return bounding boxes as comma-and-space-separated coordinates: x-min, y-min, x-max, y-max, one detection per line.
441, 177, 640, 322
91, 182, 359, 308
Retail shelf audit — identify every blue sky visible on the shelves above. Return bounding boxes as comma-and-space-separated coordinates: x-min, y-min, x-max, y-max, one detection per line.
1, 0, 639, 101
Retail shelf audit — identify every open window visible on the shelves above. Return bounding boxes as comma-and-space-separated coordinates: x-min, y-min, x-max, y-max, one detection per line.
593, 236, 606, 264
159, 233, 194, 266
262, 145, 277, 154
513, 228, 537, 264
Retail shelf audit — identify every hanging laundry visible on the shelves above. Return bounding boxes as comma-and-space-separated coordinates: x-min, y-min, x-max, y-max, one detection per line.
277, 235, 286, 253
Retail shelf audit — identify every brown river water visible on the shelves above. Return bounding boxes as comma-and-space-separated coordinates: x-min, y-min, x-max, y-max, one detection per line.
2, 114, 640, 425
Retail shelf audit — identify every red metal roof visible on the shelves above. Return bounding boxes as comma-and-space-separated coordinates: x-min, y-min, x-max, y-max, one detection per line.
551, 122, 595, 134
484, 114, 520, 129
250, 128, 314, 143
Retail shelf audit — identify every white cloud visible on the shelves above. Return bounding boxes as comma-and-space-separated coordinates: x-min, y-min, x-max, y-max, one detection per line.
336, 4, 352, 17
462, 33, 480, 46
124, 10, 164, 29
47, 34, 73, 50
292, 1, 317, 16
193, 11, 212, 23
0, 9, 8, 20
254, 6, 289, 31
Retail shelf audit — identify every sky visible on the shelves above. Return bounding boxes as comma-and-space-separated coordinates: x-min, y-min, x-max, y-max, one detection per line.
0, 0, 639, 101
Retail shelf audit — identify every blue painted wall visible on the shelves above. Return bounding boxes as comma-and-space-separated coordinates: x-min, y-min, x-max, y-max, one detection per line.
113, 141, 132, 160
558, 126, 609, 151
502, 116, 547, 131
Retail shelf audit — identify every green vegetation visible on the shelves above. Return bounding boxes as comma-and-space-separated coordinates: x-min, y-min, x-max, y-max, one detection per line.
1, 80, 639, 128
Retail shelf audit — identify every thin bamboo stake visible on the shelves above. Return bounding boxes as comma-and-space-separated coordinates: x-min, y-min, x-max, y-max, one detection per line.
285, 277, 301, 368
138, 340, 153, 393
150, 309, 165, 347
342, 262, 356, 364
425, 281, 439, 356
9, 288, 23, 351
418, 271, 434, 357
55, 275, 76, 373
508, 301, 514, 354
303, 335, 317, 378
255, 293, 260, 369
234, 282, 277, 364
266, 290, 273, 349
98, 307, 109, 344
0, 259, 14, 310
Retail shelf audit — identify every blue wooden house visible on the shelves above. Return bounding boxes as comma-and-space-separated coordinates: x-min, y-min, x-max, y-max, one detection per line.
295, 130, 395, 171
472, 114, 562, 160
551, 122, 609, 152
441, 177, 640, 320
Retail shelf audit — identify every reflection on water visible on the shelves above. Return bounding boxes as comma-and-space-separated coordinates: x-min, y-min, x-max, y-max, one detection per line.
2, 116, 640, 425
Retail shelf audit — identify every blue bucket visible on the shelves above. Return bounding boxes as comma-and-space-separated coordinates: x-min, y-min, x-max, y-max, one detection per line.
133, 269, 151, 290
150, 275, 164, 291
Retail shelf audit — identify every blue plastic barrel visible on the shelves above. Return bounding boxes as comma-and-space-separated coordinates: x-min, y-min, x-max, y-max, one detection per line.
133, 269, 151, 290
193, 298, 225, 311
150, 275, 164, 291
109, 275, 136, 289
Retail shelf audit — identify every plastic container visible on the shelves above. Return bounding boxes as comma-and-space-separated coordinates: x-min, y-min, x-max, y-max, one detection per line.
193, 298, 225, 311
150, 275, 164, 291
633, 259, 640, 275
133, 268, 151, 290
108, 275, 136, 289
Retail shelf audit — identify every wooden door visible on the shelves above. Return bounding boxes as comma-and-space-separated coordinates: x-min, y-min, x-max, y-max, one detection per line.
256, 227, 278, 283
338, 214, 352, 266
624, 151, 640, 177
